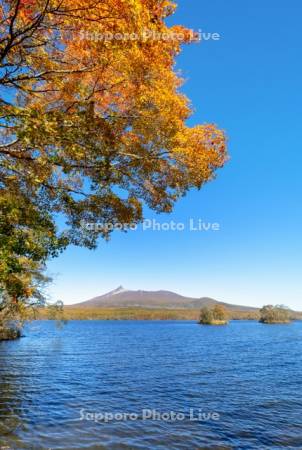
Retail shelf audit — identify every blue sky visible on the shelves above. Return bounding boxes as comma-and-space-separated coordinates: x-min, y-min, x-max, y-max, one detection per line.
48, 0, 302, 309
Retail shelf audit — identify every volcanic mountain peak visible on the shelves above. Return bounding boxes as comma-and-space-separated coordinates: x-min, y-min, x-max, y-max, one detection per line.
71, 286, 252, 311
105, 285, 127, 296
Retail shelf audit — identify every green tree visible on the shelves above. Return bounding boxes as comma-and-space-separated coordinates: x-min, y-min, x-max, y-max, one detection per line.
0, 188, 68, 333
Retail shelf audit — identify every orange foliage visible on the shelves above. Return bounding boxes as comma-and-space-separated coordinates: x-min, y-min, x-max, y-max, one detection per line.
1, 0, 227, 236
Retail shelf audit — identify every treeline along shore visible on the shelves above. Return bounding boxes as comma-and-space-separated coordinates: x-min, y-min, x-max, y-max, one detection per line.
36, 307, 302, 322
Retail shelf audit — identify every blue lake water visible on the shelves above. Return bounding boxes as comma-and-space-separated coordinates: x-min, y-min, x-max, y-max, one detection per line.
1, 320, 302, 449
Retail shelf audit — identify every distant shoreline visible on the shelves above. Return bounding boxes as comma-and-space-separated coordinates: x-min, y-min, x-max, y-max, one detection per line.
36, 307, 302, 322
37, 307, 255, 321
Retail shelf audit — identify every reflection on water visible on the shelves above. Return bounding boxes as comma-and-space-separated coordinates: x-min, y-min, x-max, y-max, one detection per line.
0, 380, 22, 438
1, 320, 302, 449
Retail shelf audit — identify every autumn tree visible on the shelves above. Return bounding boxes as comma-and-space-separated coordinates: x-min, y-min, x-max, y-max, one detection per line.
0, 0, 227, 312
199, 307, 214, 325
212, 304, 228, 321
199, 305, 229, 325
259, 305, 291, 324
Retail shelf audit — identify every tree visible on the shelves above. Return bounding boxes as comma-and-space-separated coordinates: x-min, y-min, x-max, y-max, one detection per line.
199, 307, 214, 325
0, 1, 227, 311
0, 188, 68, 333
212, 304, 228, 321
259, 305, 291, 324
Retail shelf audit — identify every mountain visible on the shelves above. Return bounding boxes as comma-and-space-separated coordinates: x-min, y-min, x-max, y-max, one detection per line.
70, 286, 258, 312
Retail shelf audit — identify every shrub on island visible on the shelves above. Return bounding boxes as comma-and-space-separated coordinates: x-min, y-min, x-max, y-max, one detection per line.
199, 305, 229, 325
259, 305, 291, 324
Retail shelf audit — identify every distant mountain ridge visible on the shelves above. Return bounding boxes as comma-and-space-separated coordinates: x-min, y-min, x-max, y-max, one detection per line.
71, 286, 258, 312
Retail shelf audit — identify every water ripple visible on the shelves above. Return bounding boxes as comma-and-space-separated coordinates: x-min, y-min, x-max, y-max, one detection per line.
0, 320, 302, 449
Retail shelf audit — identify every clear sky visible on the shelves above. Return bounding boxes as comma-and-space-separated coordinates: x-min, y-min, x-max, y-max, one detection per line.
48, 0, 302, 309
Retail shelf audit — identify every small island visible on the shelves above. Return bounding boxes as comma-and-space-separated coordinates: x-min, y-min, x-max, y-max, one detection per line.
259, 305, 291, 324
199, 305, 229, 325
0, 326, 21, 341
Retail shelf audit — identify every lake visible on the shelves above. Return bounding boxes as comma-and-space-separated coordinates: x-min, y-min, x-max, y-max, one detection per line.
1, 320, 302, 449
